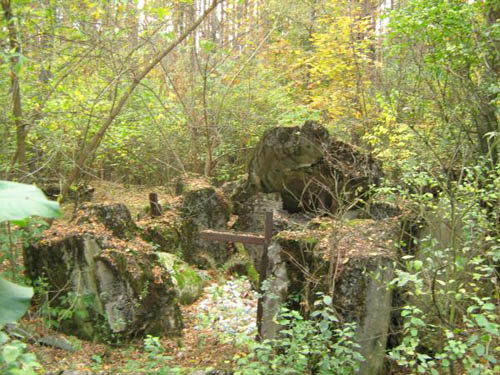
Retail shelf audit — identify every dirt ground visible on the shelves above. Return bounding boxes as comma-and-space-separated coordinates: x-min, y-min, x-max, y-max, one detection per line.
23, 295, 243, 374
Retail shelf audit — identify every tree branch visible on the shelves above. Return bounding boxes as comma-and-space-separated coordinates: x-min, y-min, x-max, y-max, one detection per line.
62, 0, 222, 197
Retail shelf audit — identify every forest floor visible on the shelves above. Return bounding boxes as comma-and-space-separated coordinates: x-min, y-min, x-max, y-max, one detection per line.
3, 180, 257, 374
24, 277, 255, 374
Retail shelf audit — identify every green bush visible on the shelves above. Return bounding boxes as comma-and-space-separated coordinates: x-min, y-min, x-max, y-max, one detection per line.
387, 162, 500, 374
0, 332, 40, 375
235, 294, 363, 375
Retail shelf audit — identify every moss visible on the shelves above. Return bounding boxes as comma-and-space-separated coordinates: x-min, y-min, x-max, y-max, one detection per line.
156, 252, 204, 305
224, 243, 260, 287
344, 218, 370, 228
141, 220, 182, 253
173, 264, 199, 289
246, 263, 259, 287
276, 231, 322, 247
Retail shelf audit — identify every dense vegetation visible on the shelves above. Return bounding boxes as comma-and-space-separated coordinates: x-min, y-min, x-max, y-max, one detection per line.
1, 0, 499, 374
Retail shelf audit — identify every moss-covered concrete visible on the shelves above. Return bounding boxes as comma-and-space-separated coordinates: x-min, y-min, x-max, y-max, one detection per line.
246, 121, 382, 213
141, 217, 183, 254
179, 181, 231, 268
156, 252, 204, 305
223, 243, 260, 288
75, 203, 138, 240
24, 204, 183, 344
262, 218, 400, 375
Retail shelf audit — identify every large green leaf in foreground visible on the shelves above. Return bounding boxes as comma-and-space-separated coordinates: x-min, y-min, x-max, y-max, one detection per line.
0, 181, 61, 325
0, 180, 61, 223
0, 278, 34, 325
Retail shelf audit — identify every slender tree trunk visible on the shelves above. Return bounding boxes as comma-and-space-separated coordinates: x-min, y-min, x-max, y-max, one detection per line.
476, 0, 500, 166
201, 60, 213, 176
62, 0, 222, 198
1, 0, 26, 176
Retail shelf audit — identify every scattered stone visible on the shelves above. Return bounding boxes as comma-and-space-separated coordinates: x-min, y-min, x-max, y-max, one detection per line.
194, 278, 257, 341
37, 335, 76, 352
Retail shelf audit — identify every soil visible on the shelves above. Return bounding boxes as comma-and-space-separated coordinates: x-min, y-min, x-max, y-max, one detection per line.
23, 295, 245, 374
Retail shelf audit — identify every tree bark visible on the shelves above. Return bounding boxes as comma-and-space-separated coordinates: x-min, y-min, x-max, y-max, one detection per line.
1, 0, 26, 177
62, 0, 222, 198
475, 0, 500, 166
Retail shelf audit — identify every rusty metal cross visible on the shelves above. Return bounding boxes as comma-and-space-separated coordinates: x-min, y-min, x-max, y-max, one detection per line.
200, 211, 273, 341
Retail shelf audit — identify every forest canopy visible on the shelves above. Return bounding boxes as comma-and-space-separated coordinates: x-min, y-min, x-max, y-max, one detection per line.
1, 0, 498, 187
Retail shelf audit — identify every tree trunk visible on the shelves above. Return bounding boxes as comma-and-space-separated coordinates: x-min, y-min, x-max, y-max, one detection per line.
476, 0, 500, 166
62, 0, 222, 198
1, 0, 26, 177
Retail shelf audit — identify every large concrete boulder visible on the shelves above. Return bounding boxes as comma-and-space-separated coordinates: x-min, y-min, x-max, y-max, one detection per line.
139, 177, 232, 269
140, 209, 184, 254
244, 120, 382, 213
24, 204, 183, 343
76, 202, 138, 240
178, 177, 231, 268
261, 217, 400, 375
156, 252, 204, 305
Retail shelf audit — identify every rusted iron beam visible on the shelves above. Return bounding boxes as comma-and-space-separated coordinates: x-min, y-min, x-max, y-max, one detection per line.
264, 210, 273, 246
199, 211, 274, 342
257, 211, 273, 341
199, 230, 265, 245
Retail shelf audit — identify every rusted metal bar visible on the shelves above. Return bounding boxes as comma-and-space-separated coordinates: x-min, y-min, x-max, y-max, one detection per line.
199, 211, 274, 342
264, 211, 273, 246
149, 192, 162, 217
199, 230, 265, 245
256, 211, 273, 340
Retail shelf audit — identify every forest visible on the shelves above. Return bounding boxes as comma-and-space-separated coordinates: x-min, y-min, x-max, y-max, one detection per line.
0, 0, 499, 374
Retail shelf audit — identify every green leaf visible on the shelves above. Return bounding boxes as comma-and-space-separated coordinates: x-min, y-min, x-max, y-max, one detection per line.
482, 303, 496, 311
200, 40, 216, 53
0, 331, 8, 344
0, 181, 61, 223
401, 309, 411, 317
475, 344, 485, 356
474, 314, 500, 335
319, 320, 329, 333
0, 277, 33, 325
155, 7, 171, 18
1, 343, 22, 364
410, 317, 425, 327
75, 309, 89, 320
413, 260, 423, 271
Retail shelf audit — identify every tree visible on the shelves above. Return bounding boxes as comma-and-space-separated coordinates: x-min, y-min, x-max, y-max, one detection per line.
1, 0, 25, 175
61, 0, 222, 198
375, 0, 499, 169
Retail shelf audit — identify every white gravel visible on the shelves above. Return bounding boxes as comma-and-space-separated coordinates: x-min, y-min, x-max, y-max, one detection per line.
194, 277, 258, 341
